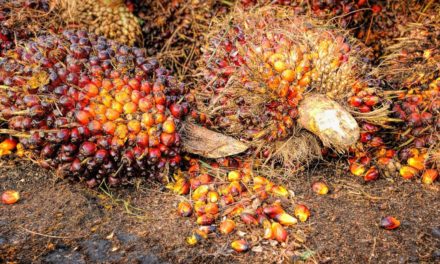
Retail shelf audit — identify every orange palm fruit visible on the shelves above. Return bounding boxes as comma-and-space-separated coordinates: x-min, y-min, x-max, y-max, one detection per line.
205, 203, 219, 215
262, 219, 273, 239
177, 201, 192, 217
407, 156, 425, 171
272, 222, 288, 242
219, 219, 236, 234
263, 204, 284, 218
294, 204, 311, 222
0, 138, 17, 151
399, 166, 418, 179
379, 216, 400, 230
1, 190, 20, 204
421, 169, 438, 184
241, 213, 259, 225
186, 232, 202, 246
312, 181, 329, 195
231, 240, 249, 252
207, 191, 219, 203
350, 163, 366, 177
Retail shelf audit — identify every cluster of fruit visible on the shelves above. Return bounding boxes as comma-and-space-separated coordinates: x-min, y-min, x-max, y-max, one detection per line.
0, 0, 52, 52
61, 0, 141, 46
194, 7, 362, 163
167, 158, 312, 251
0, 30, 191, 186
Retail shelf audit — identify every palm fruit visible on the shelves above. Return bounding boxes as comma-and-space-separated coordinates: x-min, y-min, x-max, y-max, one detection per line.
60, 0, 141, 46
375, 2, 440, 180
193, 6, 369, 170
0, 30, 190, 186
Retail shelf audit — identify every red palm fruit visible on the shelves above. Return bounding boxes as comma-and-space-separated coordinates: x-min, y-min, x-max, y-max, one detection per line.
136, 132, 149, 147
222, 194, 235, 205
380, 216, 400, 230
102, 121, 116, 135
141, 113, 154, 127
228, 181, 242, 196
263, 204, 284, 218
194, 202, 206, 216
231, 239, 249, 253
407, 156, 425, 171
241, 213, 259, 225
1, 190, 20, 205
197, 174, 213, 185
178, 201, 193, 217
399, 166, 418, 179
196, 214, 215, 225
272, 222, 288, 242
312, 181, 329, 195
219, 219, 236, 234
273, 212, 297, 226
88, 120, 102, 134
189, 178, 202, 190
294, 204, 311, 222
160, 133, 176, 147
363, 95, 380, 106
85, 83, 99, 97
169, 103, 183, 118
364, 166, 379, 182
175, 180, 190, 195
349, 96, 363, 107
75, 110, 92, 125
138, 97, 153, 112
421, 169, 438, 184
80, 142, 97, 156
0, 138, 17, 151
350, 163, 366, 177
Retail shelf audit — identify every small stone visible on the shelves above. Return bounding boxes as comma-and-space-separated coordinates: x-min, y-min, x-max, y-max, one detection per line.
431, 226, 440, 238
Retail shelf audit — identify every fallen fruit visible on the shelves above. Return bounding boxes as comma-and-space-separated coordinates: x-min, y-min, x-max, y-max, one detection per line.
1, 190, 20, 205
294, 204, 311, 222
312, 181, 329, 195
272, 222, 288, 242
177, 201, 192, 217
380, 216, 400, 230
273, 212, 297, 226
421, 169, 438, 184
219, 219, 236, 235
231, 239, 249, 252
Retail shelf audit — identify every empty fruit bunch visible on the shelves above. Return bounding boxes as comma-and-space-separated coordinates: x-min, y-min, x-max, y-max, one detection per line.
0, 30, 191, 186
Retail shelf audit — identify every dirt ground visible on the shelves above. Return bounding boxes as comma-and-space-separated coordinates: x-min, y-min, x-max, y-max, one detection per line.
0, 160, 439, 264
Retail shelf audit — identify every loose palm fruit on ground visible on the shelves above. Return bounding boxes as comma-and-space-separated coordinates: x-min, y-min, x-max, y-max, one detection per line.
60, 0, 141, 45
231, 239, 249, 253
1, 190, 20, 204
193, 6, 372, 171
0, 30, 190, 186
170, 157, 306, 249
294, 204, 310, 222
312, 181, 329, 195
379, 216, 400, 230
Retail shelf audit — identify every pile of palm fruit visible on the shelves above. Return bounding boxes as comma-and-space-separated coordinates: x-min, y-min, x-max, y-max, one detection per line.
167, 157, 311, 250
0, 30, 191, 186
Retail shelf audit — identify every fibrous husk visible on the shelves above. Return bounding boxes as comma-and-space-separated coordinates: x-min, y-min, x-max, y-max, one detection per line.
57, 0, 141, 46
192, 6, 371, 168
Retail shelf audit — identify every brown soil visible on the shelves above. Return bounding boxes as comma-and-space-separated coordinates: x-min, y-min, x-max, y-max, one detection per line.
1, 160, 439, 264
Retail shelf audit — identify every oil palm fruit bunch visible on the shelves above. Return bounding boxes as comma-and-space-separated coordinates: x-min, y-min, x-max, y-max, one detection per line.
60, 0, 141, 46
0, 30, 191, 186
132, 0, 230, 76
192, 6, 386, 171
375, 3, 440, 183
168, 157, 309, 247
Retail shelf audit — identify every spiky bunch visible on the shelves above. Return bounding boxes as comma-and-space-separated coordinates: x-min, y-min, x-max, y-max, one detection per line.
193, 6, 371, 169
0, 30, 190, 186
60, 0, 141, 45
